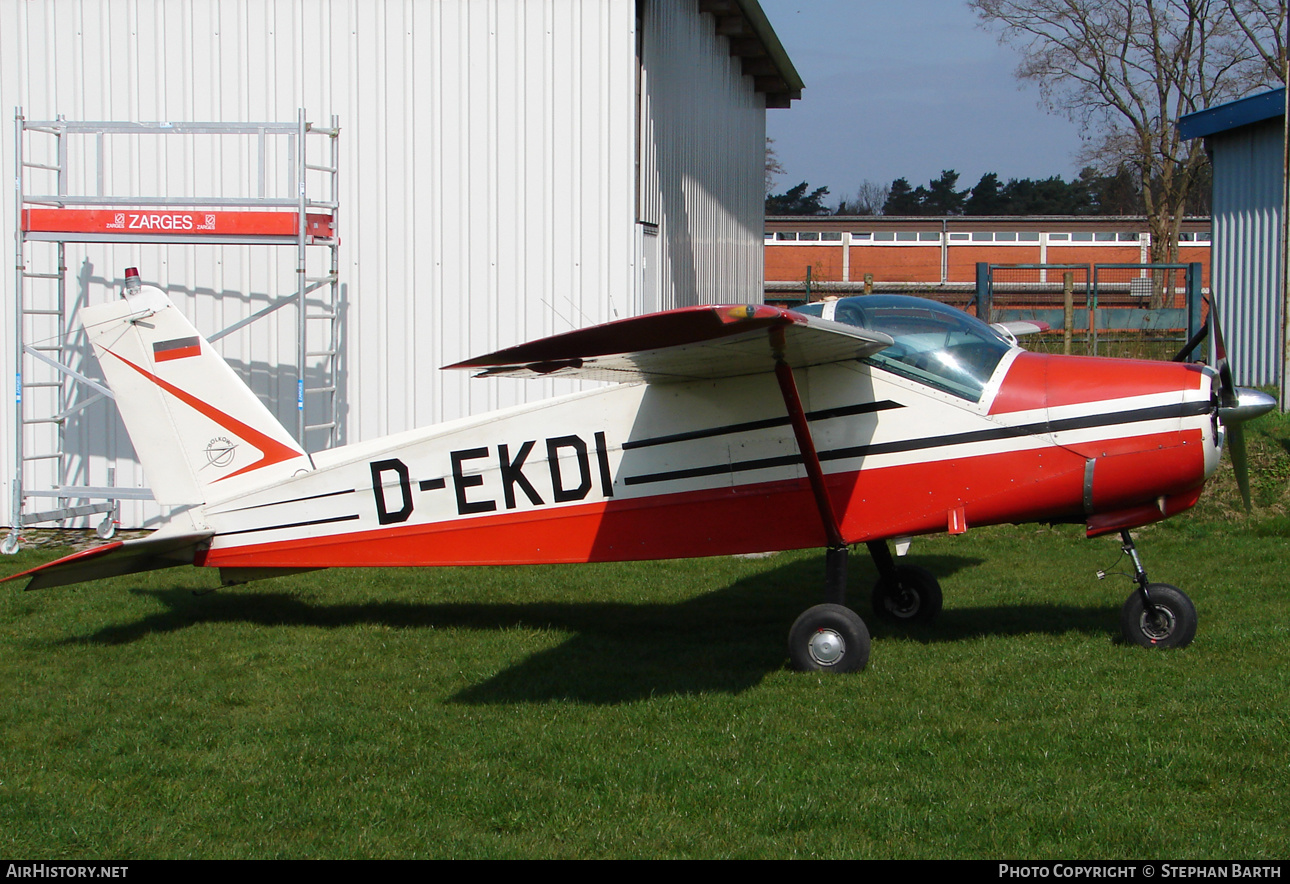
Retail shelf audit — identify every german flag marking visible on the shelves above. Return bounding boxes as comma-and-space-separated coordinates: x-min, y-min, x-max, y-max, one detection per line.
153, 336, 201, 362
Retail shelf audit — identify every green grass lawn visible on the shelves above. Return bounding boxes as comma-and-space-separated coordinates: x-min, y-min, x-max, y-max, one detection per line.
3, 413, 1289, 859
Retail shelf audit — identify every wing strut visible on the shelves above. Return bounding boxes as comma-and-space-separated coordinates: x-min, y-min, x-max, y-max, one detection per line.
770, 328, 849, 604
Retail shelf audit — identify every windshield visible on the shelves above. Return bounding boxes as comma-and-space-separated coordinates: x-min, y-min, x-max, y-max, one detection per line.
792, 296, 1012, 402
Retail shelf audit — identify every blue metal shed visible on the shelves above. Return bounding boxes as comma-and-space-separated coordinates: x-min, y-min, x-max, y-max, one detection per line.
1180, 87, 1288, 388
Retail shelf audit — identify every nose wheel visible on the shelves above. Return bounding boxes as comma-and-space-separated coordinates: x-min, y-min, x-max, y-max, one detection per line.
1121, 583, 1197, 648
1116, 531, 1197, 649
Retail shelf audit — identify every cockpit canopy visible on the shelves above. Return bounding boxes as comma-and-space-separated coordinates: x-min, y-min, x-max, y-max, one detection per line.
792, 296, 1013, 402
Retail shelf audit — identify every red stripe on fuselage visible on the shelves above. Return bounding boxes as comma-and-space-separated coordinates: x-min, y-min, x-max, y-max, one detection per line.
201, 429, 1207, 570
990, 352, 1205, 415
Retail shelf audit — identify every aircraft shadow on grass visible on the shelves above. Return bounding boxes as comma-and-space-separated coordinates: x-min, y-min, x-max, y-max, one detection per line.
57, 551, 1126, 704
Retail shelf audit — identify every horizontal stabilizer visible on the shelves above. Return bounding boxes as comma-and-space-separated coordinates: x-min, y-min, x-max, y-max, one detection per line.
445, 304, 892, 383
992, 320, 1051, 336
991, 320, 1051, 346
2, 532, 214, 591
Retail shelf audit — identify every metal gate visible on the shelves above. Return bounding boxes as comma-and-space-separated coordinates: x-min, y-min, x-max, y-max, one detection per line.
978, 262, 1204, 359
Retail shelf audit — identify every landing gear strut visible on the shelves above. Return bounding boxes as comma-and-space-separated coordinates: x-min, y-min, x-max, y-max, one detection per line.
1117, 530, 1197, 649
770, 339, 875, 674
867, 540, 943, 624
788, 539, 946, 672
789, 546, 871, 673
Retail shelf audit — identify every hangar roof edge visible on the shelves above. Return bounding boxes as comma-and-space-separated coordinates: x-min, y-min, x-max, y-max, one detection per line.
1179, 87, 1286, 140
701, 0, 804, 108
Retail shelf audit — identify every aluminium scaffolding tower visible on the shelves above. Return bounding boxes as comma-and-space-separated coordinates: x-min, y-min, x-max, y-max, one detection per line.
7, 109, 340, 552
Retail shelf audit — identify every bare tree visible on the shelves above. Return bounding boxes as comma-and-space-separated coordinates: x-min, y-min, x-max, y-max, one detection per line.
766, 137, 786, 196
1223, 0, 1288, 82
971, 0, 1285, 295
835, 180, 891, 215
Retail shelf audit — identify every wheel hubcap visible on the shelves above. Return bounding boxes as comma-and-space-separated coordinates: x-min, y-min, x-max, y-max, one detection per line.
1140, 606, 1176, 642
887, 589, 919, 618
808, 628, 846, 665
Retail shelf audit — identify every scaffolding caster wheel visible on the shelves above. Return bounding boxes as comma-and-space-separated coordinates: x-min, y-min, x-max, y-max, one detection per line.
96, 513, 118, 541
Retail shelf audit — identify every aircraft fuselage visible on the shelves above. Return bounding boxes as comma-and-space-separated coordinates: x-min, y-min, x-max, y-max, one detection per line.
197, 348, 1217, 572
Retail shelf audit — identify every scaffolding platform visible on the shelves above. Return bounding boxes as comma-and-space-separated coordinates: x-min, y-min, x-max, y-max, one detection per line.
7, 110, 341, 552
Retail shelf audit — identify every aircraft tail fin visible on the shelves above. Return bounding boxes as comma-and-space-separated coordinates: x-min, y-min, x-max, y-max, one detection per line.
81, 270, 312, 506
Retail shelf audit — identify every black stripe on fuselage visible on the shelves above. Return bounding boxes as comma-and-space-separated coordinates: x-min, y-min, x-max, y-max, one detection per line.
622, 400, 1211, 487
209, 487, 357, 515
621, 400, 904, 451
218, 513, 362, 537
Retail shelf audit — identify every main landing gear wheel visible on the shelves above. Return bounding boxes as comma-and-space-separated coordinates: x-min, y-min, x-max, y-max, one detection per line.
1120, 583, 1197, 649
871, 564, 943, 625
788, 604, 871, 673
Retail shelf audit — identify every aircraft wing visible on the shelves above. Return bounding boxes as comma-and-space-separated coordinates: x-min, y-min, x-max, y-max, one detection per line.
2, 531, 213, 591
445, 304, 893, 383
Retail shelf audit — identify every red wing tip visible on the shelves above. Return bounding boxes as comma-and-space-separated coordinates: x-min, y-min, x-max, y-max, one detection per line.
444, 304, 797, 371
715, 304, 789, 324
2, 541, 127, 584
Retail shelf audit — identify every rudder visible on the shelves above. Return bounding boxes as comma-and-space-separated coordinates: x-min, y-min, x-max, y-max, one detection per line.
80, 269, 312, 506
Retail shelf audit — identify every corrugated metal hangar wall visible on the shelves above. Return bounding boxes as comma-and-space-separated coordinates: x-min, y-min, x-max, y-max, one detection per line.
0, 0, 784, 530
1208, 115, 1287, 387
1181, 87, 1289, 389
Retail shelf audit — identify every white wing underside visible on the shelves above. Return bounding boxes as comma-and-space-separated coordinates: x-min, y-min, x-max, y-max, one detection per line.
448, 310, 892, 384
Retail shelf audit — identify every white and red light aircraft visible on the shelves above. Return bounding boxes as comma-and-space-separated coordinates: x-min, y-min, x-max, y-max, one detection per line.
5, 268, 1275, 672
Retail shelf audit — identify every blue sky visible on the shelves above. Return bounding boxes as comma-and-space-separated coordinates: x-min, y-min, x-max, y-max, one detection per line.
759, 0, 1092, 205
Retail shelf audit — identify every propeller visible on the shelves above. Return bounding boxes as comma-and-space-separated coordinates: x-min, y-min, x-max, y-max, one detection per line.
1178, 295, 1277, 509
